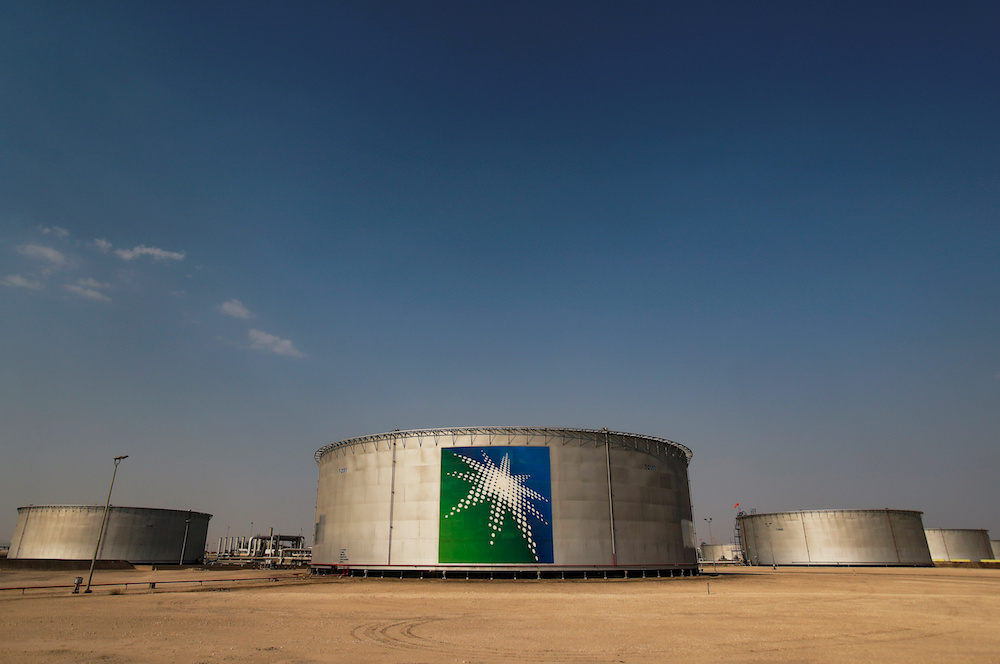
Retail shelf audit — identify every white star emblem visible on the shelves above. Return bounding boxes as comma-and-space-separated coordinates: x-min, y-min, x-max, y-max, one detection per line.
445, 450, 550, 561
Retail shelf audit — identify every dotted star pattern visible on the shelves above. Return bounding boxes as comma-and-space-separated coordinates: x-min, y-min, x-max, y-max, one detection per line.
444, 450, 550, 561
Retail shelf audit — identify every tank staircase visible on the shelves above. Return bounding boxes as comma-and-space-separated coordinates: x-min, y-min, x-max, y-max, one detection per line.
733, 512, 746, 564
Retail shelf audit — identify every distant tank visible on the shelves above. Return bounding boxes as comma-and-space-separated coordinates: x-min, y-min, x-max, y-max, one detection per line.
738, 509, 932, 566
7, 505, 211, 564
924, 528, 992, 562
991, 540, 1000, 561
700, 542, 741, 562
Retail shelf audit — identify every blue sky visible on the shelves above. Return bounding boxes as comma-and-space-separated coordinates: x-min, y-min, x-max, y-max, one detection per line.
2, 2, 998, 547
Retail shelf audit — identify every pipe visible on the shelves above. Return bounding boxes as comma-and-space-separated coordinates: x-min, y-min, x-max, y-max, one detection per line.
180, 512, 191, 564
387, 441, 397, 565
604, 429, 617, 567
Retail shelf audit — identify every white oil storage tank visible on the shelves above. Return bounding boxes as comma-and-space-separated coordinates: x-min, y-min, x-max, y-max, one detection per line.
924, 529, 992, 562
7, 505, 211, 564
313, 427, 697, 576
737, 509, 932, 566
700, 543, 741, 562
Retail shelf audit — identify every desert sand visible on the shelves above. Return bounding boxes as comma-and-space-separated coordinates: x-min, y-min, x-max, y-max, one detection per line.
1, 566, 997, 663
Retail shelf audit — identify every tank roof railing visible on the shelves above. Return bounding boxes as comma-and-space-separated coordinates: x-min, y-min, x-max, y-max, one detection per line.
736, 508, 925, 518
315, 426, 692, 465
15, 505, 213, 518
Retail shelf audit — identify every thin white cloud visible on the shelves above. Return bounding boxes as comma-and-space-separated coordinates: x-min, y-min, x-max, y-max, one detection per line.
114, 245, 186, 262
64, 283, 112, 303
17, 243, 66, 265
248, 329, 304, 358
76, 277, 112, 290
220, 299, 254, 319
39, 225, 70, 238
92, 238, 112, 253
2, 274, 44, 290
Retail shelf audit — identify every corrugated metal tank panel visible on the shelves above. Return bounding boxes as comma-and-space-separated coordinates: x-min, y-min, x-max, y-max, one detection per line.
991, 540, 1000, 560
7, 506, 211, 564
313, 427, 697, 570
924, 529, 993, 562
738, 510, 932, 566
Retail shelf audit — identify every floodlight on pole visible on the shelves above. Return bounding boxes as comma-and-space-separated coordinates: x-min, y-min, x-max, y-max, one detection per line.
84, 455, 128, 594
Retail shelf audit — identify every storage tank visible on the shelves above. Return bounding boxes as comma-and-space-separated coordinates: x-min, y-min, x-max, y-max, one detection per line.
991, 540, 1000, 561
700, 543, 741, 562
924, 529, 992, 562
7, 505, 211, 564
738, 509, 932, 566
313, 427, 697, 575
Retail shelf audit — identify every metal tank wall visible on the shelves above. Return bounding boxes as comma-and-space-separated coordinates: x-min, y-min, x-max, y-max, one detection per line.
738, 510, 933, 566
313, 427, 697, 572
992, 540, 1000, 561
7, 505, 211, 564
924, 529, 992, 562
700, 543, 741, 562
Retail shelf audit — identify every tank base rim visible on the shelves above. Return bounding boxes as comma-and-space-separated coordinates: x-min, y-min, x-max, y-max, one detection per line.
310, 564, 701, 579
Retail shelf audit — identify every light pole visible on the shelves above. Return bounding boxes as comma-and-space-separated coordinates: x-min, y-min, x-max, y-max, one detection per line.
703, 518, 715, 572
765, 521, 775, 568
85, 455, 128, 593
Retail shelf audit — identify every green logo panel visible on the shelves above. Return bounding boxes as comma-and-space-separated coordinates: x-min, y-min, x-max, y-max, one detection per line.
439, 446, 553, 564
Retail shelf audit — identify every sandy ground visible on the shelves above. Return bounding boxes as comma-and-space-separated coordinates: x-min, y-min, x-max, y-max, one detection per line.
1, 566, 998, 663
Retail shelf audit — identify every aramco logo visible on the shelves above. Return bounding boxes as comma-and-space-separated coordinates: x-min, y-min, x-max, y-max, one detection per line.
439, 447, 554, 564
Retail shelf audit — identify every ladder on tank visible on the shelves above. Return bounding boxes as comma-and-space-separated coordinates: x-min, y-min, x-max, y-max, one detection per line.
733, 511, 746, 564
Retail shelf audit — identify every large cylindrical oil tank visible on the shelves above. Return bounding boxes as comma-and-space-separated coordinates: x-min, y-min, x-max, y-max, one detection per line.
7, 505, 211, 564
313, 427, 697, 573
738, 509, 932, 566
924, 529, 992, 562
